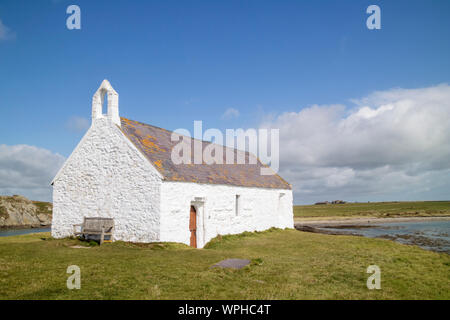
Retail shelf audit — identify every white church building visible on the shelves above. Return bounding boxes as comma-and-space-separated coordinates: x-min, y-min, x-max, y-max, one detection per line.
51, 80, 293, 248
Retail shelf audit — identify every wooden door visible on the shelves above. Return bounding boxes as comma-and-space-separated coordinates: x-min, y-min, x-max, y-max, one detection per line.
189, 206, 197, 248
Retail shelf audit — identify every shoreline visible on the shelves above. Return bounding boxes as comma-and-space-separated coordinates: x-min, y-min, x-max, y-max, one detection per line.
294, 215, 450, 227
294, 216, 450, 254
0, 224, 51, 231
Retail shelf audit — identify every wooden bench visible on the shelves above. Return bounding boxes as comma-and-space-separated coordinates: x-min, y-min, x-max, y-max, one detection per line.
73, 217, 114, 245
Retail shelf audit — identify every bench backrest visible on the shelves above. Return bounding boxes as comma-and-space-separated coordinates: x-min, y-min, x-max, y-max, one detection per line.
83, 217, 114, 232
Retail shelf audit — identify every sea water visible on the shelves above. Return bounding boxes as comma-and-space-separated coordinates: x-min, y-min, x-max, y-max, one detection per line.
323, 220, 450, 254
0, 227, 51, 237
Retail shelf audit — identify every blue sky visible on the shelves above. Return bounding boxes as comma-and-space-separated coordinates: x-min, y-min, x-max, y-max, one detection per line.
0, 0, 449, 203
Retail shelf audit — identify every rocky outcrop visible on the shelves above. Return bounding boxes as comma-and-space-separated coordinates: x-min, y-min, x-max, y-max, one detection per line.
0, 195, 52, 228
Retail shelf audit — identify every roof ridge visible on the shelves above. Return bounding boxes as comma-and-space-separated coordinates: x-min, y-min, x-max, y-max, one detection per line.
120, 116, 257, 158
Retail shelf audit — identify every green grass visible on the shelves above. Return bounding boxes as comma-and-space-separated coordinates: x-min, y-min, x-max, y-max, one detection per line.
294, 201, 450, 219
0, 229, 449, 299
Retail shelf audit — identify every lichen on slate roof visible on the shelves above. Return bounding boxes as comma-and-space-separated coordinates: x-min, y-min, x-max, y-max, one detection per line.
120, 117, 291, 190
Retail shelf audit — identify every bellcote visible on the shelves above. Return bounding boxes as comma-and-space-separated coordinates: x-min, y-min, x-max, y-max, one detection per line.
92, 79, 120, 127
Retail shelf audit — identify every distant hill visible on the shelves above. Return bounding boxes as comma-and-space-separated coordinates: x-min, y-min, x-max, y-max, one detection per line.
0, 195, 52, 229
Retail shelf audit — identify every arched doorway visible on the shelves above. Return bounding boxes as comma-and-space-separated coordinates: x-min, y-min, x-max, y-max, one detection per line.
189, 205, 197, 248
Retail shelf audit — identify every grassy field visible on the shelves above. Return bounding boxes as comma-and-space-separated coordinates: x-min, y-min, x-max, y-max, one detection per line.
0, 229, 449, 299
294, 201, 450, 220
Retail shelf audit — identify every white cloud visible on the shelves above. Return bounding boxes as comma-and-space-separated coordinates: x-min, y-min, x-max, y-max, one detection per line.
0, 19, 15, 41
221, 108, 240, 120
66, 116, 90, 132
261, 84, 450, 204
0, 145, 65, 201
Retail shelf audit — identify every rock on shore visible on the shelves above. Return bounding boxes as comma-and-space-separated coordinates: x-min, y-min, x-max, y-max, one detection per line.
0, 195, 52, 228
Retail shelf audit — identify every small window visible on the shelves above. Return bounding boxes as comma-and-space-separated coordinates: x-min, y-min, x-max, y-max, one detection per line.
235, 195, 241, 216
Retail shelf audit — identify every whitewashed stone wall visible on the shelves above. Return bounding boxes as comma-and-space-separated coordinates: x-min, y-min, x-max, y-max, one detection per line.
51, 118, 162, 242
160, 181, 293, 248
52, 80, 293, 247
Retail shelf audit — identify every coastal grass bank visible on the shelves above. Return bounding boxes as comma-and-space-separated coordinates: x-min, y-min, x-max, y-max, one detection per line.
0, 228, 448, 299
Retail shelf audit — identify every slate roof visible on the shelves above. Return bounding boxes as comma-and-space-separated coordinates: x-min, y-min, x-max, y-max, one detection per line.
120, 117, 291, 190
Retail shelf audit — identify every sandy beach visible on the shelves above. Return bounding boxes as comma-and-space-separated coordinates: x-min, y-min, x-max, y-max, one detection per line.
294, 215, 450, 227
